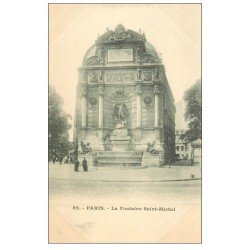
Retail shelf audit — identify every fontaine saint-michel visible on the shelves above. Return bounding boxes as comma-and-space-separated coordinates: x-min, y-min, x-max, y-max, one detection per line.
74, 24, 176, 167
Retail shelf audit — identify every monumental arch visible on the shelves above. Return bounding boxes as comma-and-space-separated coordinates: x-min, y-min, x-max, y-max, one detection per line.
74, 24, 176, 167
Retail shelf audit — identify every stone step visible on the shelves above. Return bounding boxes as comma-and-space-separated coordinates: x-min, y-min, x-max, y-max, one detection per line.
96, 151, 143, 157
98, 159, 142, 164
94, 150, 144, 167
96, 165, 146, 170
97, 155, 142, 161
97, 162, 142, 167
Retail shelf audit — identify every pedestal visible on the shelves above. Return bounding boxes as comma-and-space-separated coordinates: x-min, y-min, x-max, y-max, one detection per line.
109, 139, 133, 151
142, 154, 161, 167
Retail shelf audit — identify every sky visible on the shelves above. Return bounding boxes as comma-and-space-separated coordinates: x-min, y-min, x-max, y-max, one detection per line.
49, 4, 201, 138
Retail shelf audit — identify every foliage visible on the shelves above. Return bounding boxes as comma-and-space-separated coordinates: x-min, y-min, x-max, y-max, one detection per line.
49, 85, 72, 159
180, 80, 202, 142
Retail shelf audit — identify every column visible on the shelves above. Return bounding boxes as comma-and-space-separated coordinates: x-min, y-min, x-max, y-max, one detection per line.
78, 67, 87, 128
98, 85, 104, 128
154, 84, 160, 127
81, 93, 87, 128
136, 84, 142, 127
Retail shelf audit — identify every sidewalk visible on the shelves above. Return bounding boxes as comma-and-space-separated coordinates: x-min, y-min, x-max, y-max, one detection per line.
49, 163, 201, 182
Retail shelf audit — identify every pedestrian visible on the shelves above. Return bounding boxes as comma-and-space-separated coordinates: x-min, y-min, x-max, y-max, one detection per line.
82, 157, 88, 172
69, 156, 73, 163
52, 155, 56, 164
168, 159, 172, 169
74, 159, 79, 172
59, 155, 63, 165
64, 156, 69, 164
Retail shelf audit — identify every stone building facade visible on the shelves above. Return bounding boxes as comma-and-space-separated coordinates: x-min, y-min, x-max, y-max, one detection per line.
74, 24, 175, 167
175, 129, 192, 160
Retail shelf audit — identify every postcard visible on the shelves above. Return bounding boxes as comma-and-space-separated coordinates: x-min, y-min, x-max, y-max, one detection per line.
49, 3, 201, 243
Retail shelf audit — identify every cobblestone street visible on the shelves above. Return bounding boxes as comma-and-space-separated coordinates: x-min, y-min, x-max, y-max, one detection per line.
49, 163, 201, 243
49, 163, 201, 182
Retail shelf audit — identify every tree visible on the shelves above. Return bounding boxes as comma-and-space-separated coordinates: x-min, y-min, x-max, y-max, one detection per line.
49, 85, 72, 160
181, 80, 201, 142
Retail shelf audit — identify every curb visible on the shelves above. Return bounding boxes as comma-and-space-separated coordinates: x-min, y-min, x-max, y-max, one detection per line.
50, 178, 201, 183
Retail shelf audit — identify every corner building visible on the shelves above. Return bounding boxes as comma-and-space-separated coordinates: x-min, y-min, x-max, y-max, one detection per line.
75, 24, 175, 167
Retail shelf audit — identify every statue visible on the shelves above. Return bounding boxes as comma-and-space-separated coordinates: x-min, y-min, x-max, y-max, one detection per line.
108, 24, 131, 41
154, 67, 159, 80
113, 103, 129, 126
99, 69, 103, 81
136, 67, 141, 80
80, 141, 92, 154
146, 141, 159, 155
110, 103, 131, 141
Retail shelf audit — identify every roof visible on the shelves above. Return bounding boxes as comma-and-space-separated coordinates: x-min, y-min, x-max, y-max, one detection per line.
82, 24, 160, 64
82, 44, 96, 64
96, 24, 146, 44
145, 41, 160, 60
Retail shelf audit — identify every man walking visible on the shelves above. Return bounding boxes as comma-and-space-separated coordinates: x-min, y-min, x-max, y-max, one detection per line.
74, 159, 79, 172
82, 157, 88, 172
59, 155, 63, 165
52, 155, 56, 164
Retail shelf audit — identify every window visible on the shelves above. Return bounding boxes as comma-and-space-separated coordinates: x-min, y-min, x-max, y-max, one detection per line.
176, 146, 179, 151
181, 146, 184, 151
